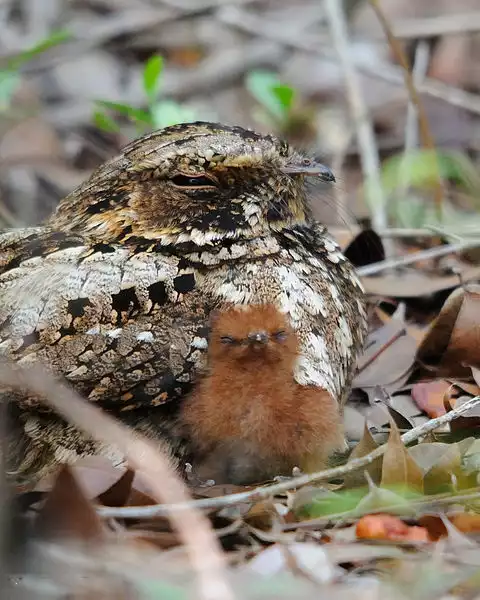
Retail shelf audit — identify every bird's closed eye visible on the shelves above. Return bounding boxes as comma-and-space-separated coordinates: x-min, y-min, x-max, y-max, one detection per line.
171, 174, 217, 188
220, 335, 239, 345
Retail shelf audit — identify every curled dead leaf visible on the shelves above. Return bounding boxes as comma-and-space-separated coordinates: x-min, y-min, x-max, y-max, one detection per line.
411, 380, 452, 418
416, 285, 480, 378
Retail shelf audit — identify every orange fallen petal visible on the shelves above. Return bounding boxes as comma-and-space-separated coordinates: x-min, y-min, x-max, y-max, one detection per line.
356, 514, 408, 540
356, 514, 430, 542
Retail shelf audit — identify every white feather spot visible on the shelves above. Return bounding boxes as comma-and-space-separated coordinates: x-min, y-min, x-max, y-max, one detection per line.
323, 239, 339, 253
326, 252, 343, 264
106, 328, 123, 339
192, 336, 208, 350
137, 331, 154, 343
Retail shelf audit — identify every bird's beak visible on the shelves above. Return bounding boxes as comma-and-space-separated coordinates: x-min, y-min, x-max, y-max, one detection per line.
247, 331, 269, 345
281, 160, 335, 183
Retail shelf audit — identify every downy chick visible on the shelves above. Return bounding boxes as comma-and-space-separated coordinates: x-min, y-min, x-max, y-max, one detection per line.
181, 304, 345, 484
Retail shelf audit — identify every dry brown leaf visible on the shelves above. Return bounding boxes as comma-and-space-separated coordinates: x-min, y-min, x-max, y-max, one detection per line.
416, 285, 480, 378
381, 420, 424, 493
97, 468, 135, 507
35, 466, 106, 543
354, 314, 417, 391
344, 421, 382, 487
362, 266, 480, 298
244, 499, 277, 530
411, 380, 452, 418
452, 378, 480, 397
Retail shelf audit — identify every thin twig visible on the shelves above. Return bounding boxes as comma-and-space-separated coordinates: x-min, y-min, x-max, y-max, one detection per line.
357, 239, 480, 277
404, 41, 430, 156
95, 395, 480, 519
324, 0, 390, 253
331, 226, 480, 240
0, 365, 234, 600
369, 0, 443, 215
398, 40, 430, 205
391, 11, 480, 39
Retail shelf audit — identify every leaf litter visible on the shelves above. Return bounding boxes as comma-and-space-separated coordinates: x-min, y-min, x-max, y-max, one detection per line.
3, 230, 480, 599
1, 228, 479, 599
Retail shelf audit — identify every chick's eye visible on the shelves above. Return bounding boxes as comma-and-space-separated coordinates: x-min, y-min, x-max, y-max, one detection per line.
171, 174, 216, 188
220, 335, 238, 345
273, 330, 288, 341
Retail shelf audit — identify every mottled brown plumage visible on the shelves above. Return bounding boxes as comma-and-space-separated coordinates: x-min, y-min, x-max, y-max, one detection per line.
181, 304, 344, 484
0, 121, 366, 483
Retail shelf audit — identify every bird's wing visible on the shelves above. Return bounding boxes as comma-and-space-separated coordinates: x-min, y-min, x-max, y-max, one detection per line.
0, 228, 213, 410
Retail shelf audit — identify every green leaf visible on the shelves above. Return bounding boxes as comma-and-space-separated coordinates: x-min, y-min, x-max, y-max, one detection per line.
8, 29, 71, 70
93, 110, 121, 133
295, 488, 365, 518
462, 438, 480, 476
95, 100, 153, 125
272, 84, 295, 111
143, 55, 164, 102
150, 100, 197, 128
246, 70, 294, 122
0, 70, 20, 110
381, 149, 480, 196
353, 470, 423, 518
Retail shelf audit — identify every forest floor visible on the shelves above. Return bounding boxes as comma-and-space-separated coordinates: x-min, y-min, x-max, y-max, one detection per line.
1, 1, 480, 599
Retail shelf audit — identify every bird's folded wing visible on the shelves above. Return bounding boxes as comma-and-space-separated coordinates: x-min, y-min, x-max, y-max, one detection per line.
0, 228, 211, 409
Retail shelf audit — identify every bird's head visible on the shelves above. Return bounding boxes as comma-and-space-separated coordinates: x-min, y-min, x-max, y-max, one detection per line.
208, 304, 298, 367
50, 122, 334, 247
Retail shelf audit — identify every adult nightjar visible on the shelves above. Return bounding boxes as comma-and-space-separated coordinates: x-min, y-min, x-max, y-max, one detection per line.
0, 121, 366, 483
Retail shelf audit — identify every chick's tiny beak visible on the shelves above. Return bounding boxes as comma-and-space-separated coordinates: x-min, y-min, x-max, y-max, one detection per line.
247, 331, 269, 345
281, 159, 335, 183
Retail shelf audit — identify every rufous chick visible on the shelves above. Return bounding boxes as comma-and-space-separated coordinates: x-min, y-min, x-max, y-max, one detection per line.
181, 304, 345, 484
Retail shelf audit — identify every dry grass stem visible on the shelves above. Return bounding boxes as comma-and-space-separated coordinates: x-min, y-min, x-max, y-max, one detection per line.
369, 0, 443, 213
324, 0, 388, 240
0, 364, 235, 600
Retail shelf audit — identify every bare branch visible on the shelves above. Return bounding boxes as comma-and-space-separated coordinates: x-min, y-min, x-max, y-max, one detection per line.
95, 396, 480, 519
357, 239, 480, 276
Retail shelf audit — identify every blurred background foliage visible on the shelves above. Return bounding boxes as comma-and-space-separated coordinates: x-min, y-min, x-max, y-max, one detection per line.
0, 0, 479, 233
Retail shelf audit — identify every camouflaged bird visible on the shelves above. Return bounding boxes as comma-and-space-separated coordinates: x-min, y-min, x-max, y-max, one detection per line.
0, 121, 366, 482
